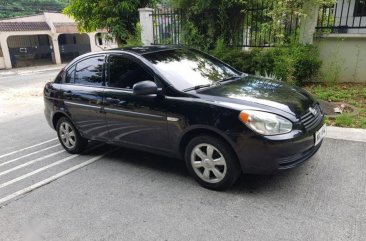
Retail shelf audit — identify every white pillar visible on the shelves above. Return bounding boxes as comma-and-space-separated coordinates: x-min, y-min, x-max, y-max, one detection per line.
299, 2, 320, 44
138, 8, 154, 46
0, 34, 12, 69
51, 33, 62, 64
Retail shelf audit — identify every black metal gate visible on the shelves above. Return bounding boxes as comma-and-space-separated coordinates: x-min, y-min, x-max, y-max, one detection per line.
317, 0, 366, 33
7, 35, 53, 68
151, 2, 300, 47
152, 8, 182, 45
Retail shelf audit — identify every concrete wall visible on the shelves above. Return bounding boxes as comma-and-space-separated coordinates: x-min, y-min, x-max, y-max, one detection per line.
314, 35, 366, 83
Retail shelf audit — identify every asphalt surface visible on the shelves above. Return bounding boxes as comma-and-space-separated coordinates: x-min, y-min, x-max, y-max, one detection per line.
0, 67, 365, 241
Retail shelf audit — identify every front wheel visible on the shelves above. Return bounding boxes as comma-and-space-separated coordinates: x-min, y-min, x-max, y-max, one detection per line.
185, 135, 241, 190
56, 117, 88, 154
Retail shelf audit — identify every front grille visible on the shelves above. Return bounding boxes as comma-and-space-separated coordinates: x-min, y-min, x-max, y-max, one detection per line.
300, 104, 323, 131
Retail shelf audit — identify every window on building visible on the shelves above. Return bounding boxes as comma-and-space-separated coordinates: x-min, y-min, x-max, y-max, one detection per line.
355, 0, 366, 16
108, 55, 153, 89
96, 33, 103, 46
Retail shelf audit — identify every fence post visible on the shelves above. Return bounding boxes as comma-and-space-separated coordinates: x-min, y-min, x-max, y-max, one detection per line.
138, 8, 154, 46
299, 2, 320, 44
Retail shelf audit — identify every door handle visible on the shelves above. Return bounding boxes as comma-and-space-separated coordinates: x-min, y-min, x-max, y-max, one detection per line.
63, 91, 72, 97
106, 97, 120, 104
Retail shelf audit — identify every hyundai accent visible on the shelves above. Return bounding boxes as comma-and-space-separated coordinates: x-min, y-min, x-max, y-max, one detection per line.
44, 46, 326, 190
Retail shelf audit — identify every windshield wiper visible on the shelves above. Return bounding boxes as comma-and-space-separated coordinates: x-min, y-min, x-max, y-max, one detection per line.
183, 84, 213, 92
220, 75, 242, 82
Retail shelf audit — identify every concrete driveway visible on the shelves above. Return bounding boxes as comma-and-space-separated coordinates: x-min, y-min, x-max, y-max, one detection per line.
0, 67, 365, 241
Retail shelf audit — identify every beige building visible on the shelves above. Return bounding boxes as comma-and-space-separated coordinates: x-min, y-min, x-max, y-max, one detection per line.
0, 12, 118, 69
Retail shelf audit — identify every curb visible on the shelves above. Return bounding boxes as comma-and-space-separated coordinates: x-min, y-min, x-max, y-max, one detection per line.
0, 65, 64, 76
326, 126, 366, 143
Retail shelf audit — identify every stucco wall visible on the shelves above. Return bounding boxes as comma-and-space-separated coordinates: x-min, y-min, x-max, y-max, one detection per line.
314, 35, 366, 83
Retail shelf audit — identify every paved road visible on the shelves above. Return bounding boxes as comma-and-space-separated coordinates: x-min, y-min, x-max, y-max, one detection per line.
0, 67, 365, 241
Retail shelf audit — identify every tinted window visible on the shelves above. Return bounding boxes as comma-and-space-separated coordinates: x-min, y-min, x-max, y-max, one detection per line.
72, 56, 105, 86
143, 49, 240, 91
108, 55, 153, 89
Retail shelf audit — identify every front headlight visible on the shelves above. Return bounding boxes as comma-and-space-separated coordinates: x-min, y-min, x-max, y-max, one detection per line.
239, 110, 293, 135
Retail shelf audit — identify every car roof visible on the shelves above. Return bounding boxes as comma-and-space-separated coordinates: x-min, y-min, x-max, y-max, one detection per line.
109, 45, 183, 55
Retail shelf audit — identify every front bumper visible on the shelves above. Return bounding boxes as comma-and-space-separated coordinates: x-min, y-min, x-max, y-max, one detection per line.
233, 120, 325, 174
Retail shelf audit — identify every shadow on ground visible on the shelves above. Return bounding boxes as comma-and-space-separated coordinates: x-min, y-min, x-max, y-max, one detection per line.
87, 141, 308, 195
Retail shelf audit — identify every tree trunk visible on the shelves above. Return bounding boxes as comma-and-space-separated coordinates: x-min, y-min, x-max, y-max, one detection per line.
299, 2, 320, 44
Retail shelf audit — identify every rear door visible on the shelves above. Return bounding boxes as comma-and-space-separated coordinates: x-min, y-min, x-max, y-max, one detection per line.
103, 54, 171, 153
61, 55, 109, 141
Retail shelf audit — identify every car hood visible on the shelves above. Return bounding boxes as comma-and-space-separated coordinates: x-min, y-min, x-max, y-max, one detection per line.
196, 75, 316, 117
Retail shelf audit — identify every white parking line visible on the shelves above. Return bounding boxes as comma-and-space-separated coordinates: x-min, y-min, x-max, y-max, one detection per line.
0, 138, 58, 159
0, 144, 104, 189
0, 154, 78, 189
0, 144, 60, 167
0, 148, 117, 206
0, 150, 65, 177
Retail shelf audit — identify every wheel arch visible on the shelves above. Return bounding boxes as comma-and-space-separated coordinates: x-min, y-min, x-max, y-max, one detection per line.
179, 126, 241, 166
52, 111, 72, 129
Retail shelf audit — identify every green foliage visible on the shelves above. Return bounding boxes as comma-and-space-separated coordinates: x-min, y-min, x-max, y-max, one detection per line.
211, 39, 322, 85
0, 0, 68, 19
64, 0, 157, 44
335, 114, 353, 127
170, 0, 247, 48
125, 22, 143, 47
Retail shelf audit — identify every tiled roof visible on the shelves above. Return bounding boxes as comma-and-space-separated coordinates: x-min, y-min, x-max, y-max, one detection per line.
0, 22, 50, 32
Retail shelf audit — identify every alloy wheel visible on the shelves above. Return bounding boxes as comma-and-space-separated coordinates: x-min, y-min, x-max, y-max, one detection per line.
59, 122, 76, 149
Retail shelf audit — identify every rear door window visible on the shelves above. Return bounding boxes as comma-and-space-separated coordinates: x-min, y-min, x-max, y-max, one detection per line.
65, 55, 105, 86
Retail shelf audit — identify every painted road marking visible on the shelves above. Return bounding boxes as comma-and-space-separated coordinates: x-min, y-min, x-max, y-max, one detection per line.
0, 150, 65, 177
0, 144, 104, 189
0, 154, 78, 189
0, 138, 58, 159
0, 144, 60, 167
0, 148, 117, 206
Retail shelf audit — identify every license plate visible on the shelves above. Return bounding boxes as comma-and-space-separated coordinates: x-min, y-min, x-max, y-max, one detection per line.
314, 124, 327, 146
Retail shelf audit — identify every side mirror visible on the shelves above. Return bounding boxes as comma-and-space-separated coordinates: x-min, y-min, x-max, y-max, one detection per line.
133, 80, 158, 96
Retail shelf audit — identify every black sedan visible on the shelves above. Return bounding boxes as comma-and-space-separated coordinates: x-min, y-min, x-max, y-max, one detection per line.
44, 46, 326, 190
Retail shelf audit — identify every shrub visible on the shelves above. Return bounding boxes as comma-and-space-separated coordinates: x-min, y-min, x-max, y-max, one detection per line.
210, 40, 322, 86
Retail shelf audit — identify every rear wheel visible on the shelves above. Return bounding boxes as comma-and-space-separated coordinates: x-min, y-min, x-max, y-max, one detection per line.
56, 117, 88, 154
185, 135, 241, 190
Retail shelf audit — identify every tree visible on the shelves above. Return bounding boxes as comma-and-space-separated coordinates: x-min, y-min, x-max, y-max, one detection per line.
64, 0, 156, 45
0, 0, 68, 19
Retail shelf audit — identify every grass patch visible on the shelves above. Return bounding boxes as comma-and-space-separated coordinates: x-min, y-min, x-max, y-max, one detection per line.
305, 83, 366, 129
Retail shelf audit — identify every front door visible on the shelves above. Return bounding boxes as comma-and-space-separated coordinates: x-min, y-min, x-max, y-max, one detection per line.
103, 54, 171, 153
61, 55, 109, 141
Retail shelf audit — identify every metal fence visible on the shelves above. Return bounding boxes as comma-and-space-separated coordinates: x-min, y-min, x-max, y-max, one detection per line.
151, 2, 300, 47
242, 2, 299, 47
316, 0, 366, 33
152, 8, 182, 45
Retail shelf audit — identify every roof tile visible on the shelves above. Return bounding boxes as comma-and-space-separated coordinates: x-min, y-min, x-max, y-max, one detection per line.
0, 22, 50, 32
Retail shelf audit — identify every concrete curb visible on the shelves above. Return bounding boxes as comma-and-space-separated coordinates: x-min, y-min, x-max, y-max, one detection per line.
326, 126, 366, 143
0, 65, 64, 76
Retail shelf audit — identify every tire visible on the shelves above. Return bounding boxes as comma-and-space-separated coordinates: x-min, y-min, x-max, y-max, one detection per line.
56, 117, 88, 154
185, 135, 241, 190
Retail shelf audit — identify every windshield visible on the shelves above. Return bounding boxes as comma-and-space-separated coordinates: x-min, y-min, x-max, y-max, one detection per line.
143, 49, 241, 91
